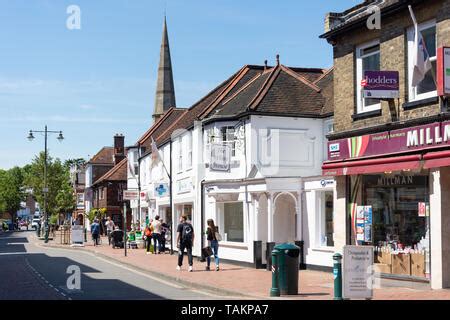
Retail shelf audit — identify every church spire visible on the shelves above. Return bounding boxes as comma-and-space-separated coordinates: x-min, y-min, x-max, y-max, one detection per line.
153, 16, 176, 123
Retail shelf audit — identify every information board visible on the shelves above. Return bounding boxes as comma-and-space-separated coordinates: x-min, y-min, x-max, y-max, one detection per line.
343, 245, 374, 299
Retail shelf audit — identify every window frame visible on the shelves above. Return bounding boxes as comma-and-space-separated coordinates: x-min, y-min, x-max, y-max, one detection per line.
356, 40, 381, 114
177, 137, 183, 173
315, 190, 334, 248
186, 132, 193, 170
217, 201, 245, 244
221, 126, 236, 157
407, 19, 437, 102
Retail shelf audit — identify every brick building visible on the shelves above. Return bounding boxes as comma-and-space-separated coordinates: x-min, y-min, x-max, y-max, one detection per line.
321, 0, 450, 288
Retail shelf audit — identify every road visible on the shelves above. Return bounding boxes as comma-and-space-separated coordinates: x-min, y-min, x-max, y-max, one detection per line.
0, 230, 218, 300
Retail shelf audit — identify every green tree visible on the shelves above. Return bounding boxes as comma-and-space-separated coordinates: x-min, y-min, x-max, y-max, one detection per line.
0, 167, 26, 221
24, 152, 75, 217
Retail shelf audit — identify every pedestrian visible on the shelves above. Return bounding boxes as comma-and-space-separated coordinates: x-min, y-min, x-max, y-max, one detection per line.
176, 215, 194, 272
91, 219, 100, 246
151, 216, 162, 254
105, 216, 115, 245
205, 219, 220, 271
101, 216, 107, 236
144, 223, 153, 254
160, 219, 169, 253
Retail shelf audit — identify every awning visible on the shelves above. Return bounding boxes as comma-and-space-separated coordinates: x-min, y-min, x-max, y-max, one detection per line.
322, 154, 422, 176
423, 150, 450, 169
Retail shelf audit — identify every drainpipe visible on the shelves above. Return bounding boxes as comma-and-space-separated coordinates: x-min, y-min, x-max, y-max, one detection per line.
169, 139, 174, 255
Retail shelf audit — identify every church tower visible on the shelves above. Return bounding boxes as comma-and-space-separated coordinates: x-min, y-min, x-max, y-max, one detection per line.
153, 16, 176, 123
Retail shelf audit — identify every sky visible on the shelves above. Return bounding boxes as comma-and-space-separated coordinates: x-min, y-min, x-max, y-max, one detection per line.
0, 0, 360, 169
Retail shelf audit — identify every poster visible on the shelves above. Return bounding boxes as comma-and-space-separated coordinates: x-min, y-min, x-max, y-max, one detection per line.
418, 202, 426, 217
356, 206, 372, 243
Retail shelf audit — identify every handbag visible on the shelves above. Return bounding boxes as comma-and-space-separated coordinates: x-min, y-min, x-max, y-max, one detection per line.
215, 232, 222, 241
202, 246, 213, 257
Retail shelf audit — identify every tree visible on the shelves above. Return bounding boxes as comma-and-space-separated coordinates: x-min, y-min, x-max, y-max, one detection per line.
24, 152, 75, 217
0, 167, 26, 221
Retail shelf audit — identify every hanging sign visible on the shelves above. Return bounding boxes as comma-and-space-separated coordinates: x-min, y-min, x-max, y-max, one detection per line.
363, 71, 399, 99
437, 46, 450, 96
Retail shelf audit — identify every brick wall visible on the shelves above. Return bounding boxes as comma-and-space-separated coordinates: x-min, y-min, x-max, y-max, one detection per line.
332, 0, 449, 136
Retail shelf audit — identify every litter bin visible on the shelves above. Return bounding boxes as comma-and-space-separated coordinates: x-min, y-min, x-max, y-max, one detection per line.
274, 243, 300, 295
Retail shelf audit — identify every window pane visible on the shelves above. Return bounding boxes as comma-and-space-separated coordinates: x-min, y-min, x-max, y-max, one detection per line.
417, 60, 437, 95
361, 44, 380, 56
422, 26, 436, 57
224, 202, 244, 242
362, 50, 380, 107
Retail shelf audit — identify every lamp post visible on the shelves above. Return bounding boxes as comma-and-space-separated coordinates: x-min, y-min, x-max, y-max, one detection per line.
27, 125, 64, 243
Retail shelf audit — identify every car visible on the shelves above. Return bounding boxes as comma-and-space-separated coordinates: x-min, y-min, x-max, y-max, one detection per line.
31, 218, 41, 230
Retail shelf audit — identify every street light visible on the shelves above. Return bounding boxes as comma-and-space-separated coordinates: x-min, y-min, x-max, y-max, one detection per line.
27, 125, 64, 243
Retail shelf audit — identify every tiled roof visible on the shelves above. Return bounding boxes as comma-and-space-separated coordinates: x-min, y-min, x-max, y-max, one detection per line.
137, 108, 187, 151
205, 64, 333, 118
93, 158, 127, 185
88, 147, 114, 165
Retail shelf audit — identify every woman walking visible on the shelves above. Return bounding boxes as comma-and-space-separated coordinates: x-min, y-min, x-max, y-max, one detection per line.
144, 222, 153, 254
205, 219, 220, 271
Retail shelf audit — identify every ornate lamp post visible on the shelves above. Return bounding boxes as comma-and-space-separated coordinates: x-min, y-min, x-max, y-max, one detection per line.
27, 125, 64, 243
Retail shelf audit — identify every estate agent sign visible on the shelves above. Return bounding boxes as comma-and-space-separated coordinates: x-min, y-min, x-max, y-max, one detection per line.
343, 245, 374, 299
363, 71, 399, 99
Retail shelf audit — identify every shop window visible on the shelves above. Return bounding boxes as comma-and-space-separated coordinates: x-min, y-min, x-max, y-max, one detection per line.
356, 41, 381, 113
354, 174, 430, 278
218, 202, 244, 243
318, 191, 334, 247
408, 21, 437, 101
183, 204, 193, 222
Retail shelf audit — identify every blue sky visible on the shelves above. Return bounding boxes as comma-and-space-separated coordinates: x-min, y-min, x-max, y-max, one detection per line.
0, 0, 360, 169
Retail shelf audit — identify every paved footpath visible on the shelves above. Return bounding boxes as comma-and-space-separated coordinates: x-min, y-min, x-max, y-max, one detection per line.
40, 234, 450, 300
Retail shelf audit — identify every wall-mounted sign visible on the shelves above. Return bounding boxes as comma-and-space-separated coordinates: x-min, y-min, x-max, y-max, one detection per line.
363, 71, 399, 99
343, 245, 374, 300
177, 178, 193, 194
76, 193, 84, 209
155, 183, 169, 197
123, 190, 139, 201
356, 206, 372, 243
327, 120, 450, 162
210, 143, 231, 171
437, 46, 450, 96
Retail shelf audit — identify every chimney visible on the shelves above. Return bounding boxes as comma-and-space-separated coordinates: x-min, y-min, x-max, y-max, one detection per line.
264, 60, 268, 71
113, 134, 125, 165
276, 54, 280, 66
324, 12, 344, 33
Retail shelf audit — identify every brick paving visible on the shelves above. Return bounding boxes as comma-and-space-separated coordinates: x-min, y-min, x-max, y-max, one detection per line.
40, 234, 450, 300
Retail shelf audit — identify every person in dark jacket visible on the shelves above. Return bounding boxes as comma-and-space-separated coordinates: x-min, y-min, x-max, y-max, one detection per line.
91, 219, 100, 246
205, 219, 220, 271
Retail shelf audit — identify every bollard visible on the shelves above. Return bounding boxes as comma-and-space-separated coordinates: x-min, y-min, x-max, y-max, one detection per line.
270, 249, 281, 297
333, 253, 343, 300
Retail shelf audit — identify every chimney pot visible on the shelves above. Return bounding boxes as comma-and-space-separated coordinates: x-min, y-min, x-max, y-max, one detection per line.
276, 54, 280, 65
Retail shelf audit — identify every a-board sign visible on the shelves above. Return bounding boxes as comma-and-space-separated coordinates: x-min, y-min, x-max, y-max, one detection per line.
343, 245, 374, 299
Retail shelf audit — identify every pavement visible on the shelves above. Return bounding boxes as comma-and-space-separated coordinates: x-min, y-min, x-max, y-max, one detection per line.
36, 231, 450, 300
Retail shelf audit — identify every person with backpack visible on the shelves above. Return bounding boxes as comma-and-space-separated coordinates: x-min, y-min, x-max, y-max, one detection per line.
91, 219, 100, 246
176, 215, 194, 271
205, 219, 220, 271
144, 222, 153, 254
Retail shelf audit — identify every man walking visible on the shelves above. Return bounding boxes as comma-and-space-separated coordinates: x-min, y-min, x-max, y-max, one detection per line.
176, 215, 194, 272
105, 216, 115, 245
91, 219, 100, 246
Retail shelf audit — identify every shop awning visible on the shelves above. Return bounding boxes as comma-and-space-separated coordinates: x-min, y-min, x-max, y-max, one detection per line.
322, 154, 422, 176
423, 150, 450, 169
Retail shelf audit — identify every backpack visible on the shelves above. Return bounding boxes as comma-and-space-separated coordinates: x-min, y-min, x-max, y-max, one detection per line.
181, 223, 193, 243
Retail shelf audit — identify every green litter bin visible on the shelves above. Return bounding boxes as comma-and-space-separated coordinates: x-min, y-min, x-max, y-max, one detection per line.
274, 243, 300, 295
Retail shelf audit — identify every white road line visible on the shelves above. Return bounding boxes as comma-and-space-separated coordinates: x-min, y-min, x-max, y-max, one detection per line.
0, 252, 32, 255
25, 258, 69, 300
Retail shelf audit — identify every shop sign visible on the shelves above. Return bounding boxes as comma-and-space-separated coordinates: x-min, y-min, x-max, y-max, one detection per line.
123, 190, 139, 201
71, 225, 84, 244
210, 143, 231, 171
76, 193, 84, 209
363, 71, 399, 99
140, 191, 147, 202
177, 178, 193, 194
320, 179, 334, 187
343, 245, 374, 299
155, 183, 169, 197
437, 46, 450, 96
328, 120, 450, 161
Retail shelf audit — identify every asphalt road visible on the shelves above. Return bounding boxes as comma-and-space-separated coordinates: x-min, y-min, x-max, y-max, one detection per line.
0, 230, 216, 300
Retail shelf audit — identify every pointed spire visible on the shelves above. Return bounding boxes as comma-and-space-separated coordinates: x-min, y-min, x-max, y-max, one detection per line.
153, 16, 176, 123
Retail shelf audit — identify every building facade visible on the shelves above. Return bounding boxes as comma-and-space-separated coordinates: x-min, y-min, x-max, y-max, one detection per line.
321, 0, 450, 288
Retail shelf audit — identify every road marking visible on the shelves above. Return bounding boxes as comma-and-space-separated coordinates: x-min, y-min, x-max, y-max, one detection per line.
0, 252, 32, 255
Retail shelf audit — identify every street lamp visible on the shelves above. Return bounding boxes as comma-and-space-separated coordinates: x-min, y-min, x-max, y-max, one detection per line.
27, 125, 64, 243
